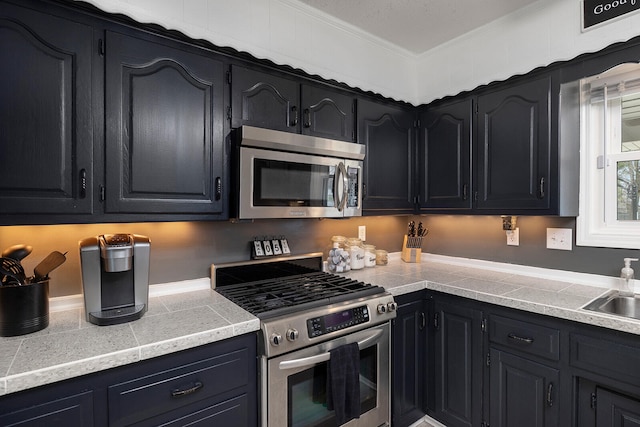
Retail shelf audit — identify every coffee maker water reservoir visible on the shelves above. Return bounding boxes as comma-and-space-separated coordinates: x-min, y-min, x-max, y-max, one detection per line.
79, 234, 150, 325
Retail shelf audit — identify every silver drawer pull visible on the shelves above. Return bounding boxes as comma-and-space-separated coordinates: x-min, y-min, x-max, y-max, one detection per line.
171, 381, 203, 397
507, 333, 534, 345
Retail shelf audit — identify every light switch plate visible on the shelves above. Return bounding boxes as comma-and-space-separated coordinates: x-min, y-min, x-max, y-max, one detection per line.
358, 225, 366, 241
547, 228, 572, 250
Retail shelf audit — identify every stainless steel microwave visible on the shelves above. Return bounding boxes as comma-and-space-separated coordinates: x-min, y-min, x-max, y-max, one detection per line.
232, 126, 365, 219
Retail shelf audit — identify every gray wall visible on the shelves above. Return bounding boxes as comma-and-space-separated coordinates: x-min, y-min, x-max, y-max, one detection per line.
0, 216, 408, 297
416, 215, 640, 279
2, 214, 639, 297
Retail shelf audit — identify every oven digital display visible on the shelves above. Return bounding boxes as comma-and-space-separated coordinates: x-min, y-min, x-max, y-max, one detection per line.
307, 305, 369, 338
324, 310, 352, 328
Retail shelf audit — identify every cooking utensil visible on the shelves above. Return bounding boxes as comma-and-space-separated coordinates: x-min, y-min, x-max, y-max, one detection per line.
0, 257, 27, 285
1, 244, 33, 261
33, 251, 67, 281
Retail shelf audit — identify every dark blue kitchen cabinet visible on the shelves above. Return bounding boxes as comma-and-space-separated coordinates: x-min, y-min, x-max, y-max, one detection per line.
230, 64, 355, 142
476, 76, 553, 212
0, 390, 95, 426
392, 292, 430, 427
0, 334, 257, 427
432, 297, 484, 427
358, 98, 417, 214
105, 30, 227, 216
0, 1, 94, 215
418, 98, 473, 211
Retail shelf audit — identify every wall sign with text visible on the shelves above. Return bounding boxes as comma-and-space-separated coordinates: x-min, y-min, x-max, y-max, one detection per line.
583, 0, 640, 30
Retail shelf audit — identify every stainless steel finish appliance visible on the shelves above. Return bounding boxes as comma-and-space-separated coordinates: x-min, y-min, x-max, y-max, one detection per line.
212, 254, 396, 427
232, 126, 365, 219
79, 234, 150, 326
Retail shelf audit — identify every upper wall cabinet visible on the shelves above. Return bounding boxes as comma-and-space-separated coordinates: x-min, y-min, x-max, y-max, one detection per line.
0, 2, 93, 215
230, 65, 355, 142
358, 99, 416, 214
418, 98, 473, 211
105, 30, 226, 215
476, 77, 552, 212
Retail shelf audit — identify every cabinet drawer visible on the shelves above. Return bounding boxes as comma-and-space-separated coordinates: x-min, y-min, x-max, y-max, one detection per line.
570, 333, 640, 387
108, 347, 249, 427
489, 315, 560, 361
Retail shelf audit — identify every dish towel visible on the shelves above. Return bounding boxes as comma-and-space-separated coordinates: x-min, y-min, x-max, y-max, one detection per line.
327, 342, 361, 426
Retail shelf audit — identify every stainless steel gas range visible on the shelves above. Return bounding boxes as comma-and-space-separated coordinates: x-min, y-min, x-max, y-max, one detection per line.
212, 253, 397, 427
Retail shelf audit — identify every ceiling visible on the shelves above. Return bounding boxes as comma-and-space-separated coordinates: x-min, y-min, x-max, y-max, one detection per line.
297, 0, 540, 55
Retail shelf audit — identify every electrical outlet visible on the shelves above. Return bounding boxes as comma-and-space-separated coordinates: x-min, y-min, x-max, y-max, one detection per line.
506, 228, 519, 246
546, 228, 572, 250
358, 225, 366, 241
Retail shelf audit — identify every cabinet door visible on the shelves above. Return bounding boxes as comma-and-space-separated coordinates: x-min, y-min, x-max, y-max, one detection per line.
0, 3, 93, 214
230, 65, 299, 133
358, 99, 416, 214
105, 31, 225, 215
596, 387, 640, 427
300, 84, 355, 142
0, 390, 94, 426
392, 297, 428, 427
476, 76, 551, 211
433, 300, 483, 427
489, 349, 559, 427
419, 99, 472, 211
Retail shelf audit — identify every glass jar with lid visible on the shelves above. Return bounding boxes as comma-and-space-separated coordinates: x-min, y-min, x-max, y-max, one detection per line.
362, 244, 376, 267
345, 237, 365, 270
327, 236, 350, 273
375, 249, 388, 266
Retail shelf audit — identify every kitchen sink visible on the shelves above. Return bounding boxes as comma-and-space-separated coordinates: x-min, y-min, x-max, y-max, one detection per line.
582, 291, 640, 320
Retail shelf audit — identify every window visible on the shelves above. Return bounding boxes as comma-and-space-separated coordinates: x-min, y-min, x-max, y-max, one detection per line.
577, 63, 640, 249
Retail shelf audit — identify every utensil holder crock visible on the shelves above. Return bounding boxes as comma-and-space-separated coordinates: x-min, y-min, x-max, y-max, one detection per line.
0, 279, 49, 337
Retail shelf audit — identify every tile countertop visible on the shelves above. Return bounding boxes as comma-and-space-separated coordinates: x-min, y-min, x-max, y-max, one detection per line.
0, 252, 636, 397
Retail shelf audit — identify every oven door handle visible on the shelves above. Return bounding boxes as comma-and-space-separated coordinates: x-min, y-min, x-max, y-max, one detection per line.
278, 328, 384, 370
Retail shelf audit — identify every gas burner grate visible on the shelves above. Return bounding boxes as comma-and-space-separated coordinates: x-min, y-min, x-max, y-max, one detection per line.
216, 271, 384, 318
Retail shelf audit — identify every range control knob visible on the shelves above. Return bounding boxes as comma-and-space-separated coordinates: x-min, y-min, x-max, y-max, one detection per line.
387, 302, 398, 312
270, 333, 283, 346
377, 304, 387, 314
286, 328, 299, 342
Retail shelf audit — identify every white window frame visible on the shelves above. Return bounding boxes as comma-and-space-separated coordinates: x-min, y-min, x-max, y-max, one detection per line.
577, 63, 640, 249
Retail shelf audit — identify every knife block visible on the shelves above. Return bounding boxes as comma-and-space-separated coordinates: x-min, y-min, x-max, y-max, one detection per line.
401, 235, 422, 263
0, 279, 49, 337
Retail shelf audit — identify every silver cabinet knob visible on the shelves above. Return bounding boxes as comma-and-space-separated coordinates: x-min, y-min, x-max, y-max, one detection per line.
271, 333, 282, 346
286, 328, 299, 341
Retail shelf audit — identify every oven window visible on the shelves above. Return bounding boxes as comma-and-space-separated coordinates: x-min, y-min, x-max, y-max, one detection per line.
254, 159, 335, 207
287, 346, 377, 427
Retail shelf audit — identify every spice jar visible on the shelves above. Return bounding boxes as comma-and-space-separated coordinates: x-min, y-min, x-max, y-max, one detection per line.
375, 249, 388, 266
363, 244, 376, 267
346, 237, 365, 270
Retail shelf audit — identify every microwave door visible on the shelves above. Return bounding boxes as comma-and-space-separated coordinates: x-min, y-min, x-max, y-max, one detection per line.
239, 147, 346, 219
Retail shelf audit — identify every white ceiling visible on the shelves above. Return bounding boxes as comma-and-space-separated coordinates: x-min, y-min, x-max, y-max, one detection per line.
297, 0, 539, 55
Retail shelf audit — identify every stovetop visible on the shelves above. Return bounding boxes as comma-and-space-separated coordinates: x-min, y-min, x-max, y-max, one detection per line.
212, 253, 385, 318
215, 270, 384, 319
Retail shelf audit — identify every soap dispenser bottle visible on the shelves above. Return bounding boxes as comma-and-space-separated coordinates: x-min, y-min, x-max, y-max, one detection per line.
620, 257, 639, 296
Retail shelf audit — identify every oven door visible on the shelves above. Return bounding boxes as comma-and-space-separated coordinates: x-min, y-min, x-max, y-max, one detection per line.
264, 322, 390, 427
239, 146, 362, 219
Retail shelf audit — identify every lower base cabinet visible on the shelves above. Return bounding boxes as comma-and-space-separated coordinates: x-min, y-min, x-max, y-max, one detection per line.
392, 292, 429, 427
432, 298, 483, 427
0, 334, 257, 427
392, 291, 640, 427
489, 349, 559, 427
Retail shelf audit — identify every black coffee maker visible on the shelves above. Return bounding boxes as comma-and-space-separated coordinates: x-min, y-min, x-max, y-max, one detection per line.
79, 234, 150, 326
